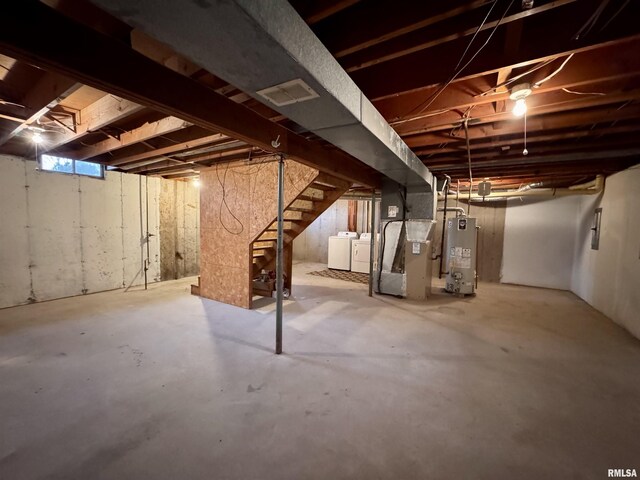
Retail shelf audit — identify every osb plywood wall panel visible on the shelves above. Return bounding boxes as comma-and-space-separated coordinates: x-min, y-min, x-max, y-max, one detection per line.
159, 179, 200, 280
200, 159, 318, 308
474, 200, 506, 283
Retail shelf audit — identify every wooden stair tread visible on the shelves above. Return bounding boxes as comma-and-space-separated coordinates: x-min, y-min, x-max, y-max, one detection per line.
287, 206, 314, 212
251, 174, 350, 274
253, 241, 275, 249
310, 182, 337, 191
266, 226, 294, 231
297, 194, 320, 202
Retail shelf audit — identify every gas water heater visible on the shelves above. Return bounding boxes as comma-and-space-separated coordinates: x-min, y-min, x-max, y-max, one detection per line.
445, 217, 477, 295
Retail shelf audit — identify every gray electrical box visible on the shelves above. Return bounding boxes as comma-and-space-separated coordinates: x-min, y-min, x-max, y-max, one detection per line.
445, 217, 477, 295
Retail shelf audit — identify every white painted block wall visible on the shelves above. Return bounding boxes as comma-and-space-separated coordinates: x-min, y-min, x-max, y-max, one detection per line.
572, 167, 640, 339
293, 200, 350, 264
293, 199, 372, 264
501, 196, 581, 290
0, 155, 161, 308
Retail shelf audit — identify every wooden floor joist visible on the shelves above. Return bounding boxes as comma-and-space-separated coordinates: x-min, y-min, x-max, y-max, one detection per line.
0, 1, 380, 188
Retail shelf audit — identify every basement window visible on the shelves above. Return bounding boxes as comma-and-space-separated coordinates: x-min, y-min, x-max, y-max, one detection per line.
40, 154, 104, 178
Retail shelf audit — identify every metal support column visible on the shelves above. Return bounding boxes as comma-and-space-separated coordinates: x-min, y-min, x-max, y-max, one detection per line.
275, 155, 285, 354
144, 175, 150, 290
368, 189, 375, 297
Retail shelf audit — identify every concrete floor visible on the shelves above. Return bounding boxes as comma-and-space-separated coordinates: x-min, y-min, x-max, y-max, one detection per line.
1, 262, 639, 480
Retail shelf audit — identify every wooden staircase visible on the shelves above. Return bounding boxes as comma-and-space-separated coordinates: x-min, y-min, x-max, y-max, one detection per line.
251, 172, 351, 276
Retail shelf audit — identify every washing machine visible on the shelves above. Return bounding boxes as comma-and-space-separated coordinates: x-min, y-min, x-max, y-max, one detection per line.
351, 233, 372, 273
328, 231, 359, 270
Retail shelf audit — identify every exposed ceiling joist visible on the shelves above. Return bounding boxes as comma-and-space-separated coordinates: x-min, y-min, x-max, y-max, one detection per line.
313, 0, 491, 57
343, 0, 578, 73
0, 1, 379, 187
43, 94, 145, 152
405, 104, 640, 148
69, 116, 192, 160
353, 18, 640, 101
0, 71, 80, 146
107, 133, 229, 167
376, 41, 640, 122
294, 0, 361, 25
398, 89, 640, 137
415, 124, 640, 156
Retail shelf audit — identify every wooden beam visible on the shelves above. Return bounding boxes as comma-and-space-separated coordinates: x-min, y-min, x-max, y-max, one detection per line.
0, 112, 26, 123
69, 115, 192, 160
313, 0, 490, 56
405, 104, 640, 148
121, 144, 252, 173
377, 41, 640, 123
415, 123, 640, 156
424, 138, 640, 164
130, 30, 201, 77
0, 1, 379, 187
0, 71, 80, 146
337, 0, 491, 58
398, 88, 640, 137
426, 148, 640, 171
289, 0, 360, 25
351, 3, 640, 101
41, 93, 145, 151
343, 0, 578, 72
169, 145, 253, 165
107, 133, 228, 166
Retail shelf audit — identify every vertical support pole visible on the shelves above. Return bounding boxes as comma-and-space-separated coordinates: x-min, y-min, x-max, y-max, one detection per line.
368, 189, 375, 297
275, 155, 285, 354
144, 175, 149, 290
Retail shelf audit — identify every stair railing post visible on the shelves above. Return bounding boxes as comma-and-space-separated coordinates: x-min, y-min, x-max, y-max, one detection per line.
275, 155, 285, 354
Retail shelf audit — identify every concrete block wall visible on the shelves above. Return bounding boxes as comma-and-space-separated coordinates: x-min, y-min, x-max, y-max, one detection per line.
0, 155, 162, 308
293, 199, 349, 264
572, 167, 640, 340
501, 196, 581, 290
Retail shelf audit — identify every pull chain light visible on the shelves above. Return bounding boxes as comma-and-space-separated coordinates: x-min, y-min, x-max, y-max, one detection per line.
523, 111, 528, 156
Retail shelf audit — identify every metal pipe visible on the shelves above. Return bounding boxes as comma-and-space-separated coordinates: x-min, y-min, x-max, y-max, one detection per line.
144, 175, 149, 290
464, 119, 472, 217
440, 175, 604, 201
438, 182, 449, 279
437, 207, 466, 216
475, 225, 480, 290
275, 155, 285, 355
368, 189, 375, 297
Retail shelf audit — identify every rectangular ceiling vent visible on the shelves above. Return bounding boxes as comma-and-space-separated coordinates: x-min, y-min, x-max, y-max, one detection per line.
256, 79, 319, 107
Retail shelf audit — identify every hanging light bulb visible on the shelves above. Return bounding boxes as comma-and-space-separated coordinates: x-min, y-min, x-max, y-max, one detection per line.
509, 83, 532, 118
512, 98, 527, 117
193, 178, 201, 188
32, 131, 43, 144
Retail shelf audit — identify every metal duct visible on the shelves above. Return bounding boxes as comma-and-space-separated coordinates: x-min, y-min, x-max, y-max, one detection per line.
91, 0, 433, 189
